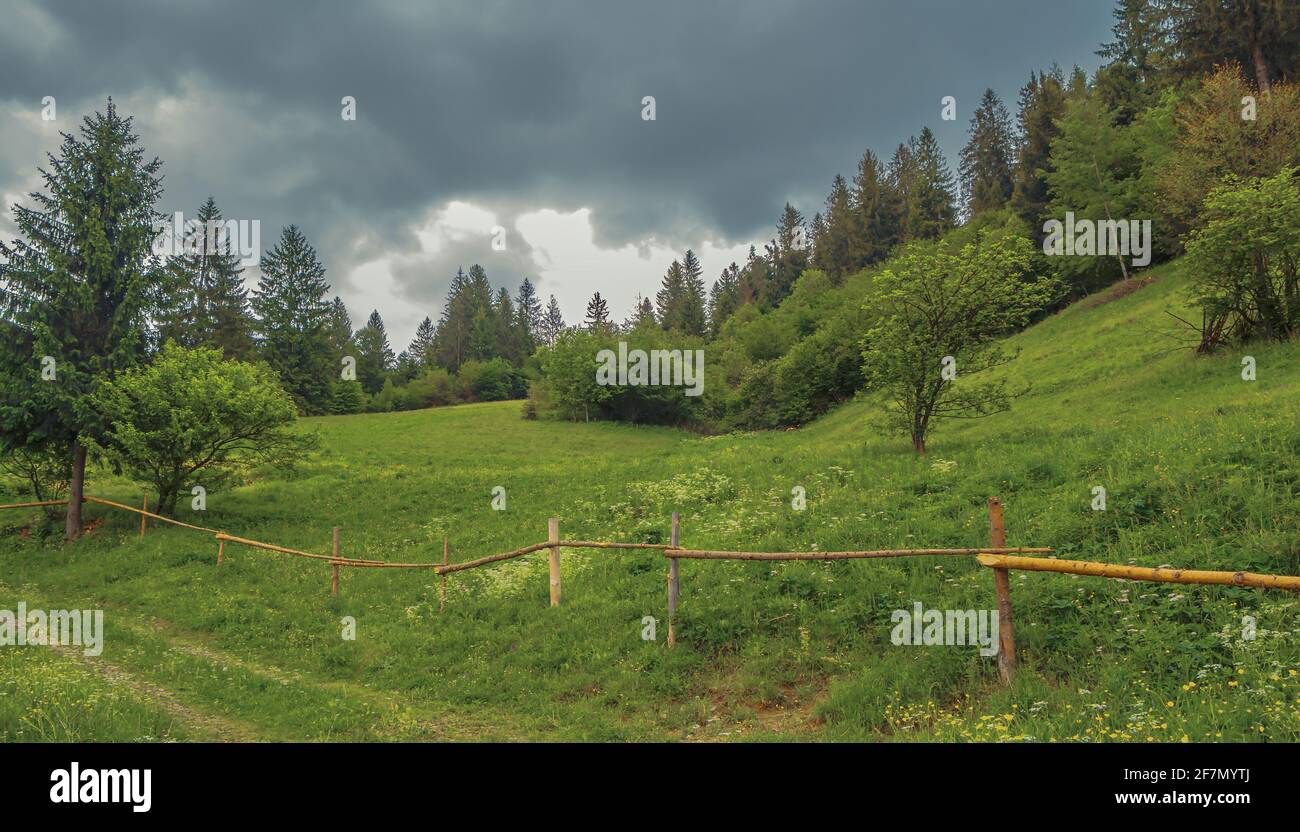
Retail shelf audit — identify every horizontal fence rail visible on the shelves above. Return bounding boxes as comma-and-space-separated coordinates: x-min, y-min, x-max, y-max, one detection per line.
214, 532, 390, 566
0, 499, 71, 510
85, 495, 223, 535
977, 553, 1300, 593
663, 546, 1053, 561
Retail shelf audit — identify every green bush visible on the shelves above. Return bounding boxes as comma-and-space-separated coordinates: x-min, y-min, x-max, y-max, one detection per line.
87, 343, 316, 515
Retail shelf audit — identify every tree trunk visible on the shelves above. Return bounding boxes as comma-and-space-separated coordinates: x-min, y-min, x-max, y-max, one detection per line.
161, 488, 181, 518
64, 441, 86, 541
1251, 37, 1272, 97
912, 434, 926, 455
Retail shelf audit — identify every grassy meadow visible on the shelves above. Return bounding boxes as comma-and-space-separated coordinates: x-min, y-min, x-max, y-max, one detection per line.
2, 260, 1298, 742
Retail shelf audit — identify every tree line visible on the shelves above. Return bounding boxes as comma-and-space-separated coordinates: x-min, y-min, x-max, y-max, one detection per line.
533, 0, 1300, 444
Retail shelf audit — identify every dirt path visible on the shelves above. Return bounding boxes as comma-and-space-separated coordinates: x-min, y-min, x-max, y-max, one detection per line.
113, 612, 527, 741
50, 644, 261, 742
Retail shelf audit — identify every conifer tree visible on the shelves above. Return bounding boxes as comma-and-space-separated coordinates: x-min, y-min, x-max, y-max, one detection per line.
707, 262, 742, 336
494, 286, 522, 363
542, 295, 565, 346
585, 292, 611, 332
408, 316, 435, 367
885, 142, 917, 244
156, 197, 254, 358
738, 245, 768, 305
906, 127, 957, 240
515, 277, 542, 342
656, 259, 687, 330
850, 148, 896, 268
0, 100, 164, 539
763, 203, 809, 305
327, 296, 354, 356
625, 295, 657, 330
433, 268, 473, 372
678, 249, 708, 336
959, 89, 1017, 218
1160, 0, 1300, 95
1011, 68, 1068, 230
1096, 0, 1170, 123
354, 309, 394, 395
251, 225, 335, 413
814, 175, 855, 279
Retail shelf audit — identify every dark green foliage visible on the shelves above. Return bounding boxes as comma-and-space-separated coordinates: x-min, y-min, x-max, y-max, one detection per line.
87, 343, 315, 515
353, 309, 394, 395
331, 379, 365, 414
585, 291, 611, 332
763, 204, 810, 306
156, 197, 254, 360
959, 89, 1016, 218
1184, 167, 1300, 346
1011, 68, 1068, 231
0, 99, 163, 538
251, 225, 335, 414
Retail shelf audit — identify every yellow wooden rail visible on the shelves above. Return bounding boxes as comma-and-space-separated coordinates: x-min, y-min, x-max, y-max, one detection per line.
976, 553, 1300, 592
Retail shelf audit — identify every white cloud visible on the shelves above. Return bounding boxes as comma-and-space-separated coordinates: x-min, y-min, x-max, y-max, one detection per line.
340, 200, 756, 351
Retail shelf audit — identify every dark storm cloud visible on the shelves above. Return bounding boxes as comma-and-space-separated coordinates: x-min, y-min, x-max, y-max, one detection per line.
0, 0, 1113, 329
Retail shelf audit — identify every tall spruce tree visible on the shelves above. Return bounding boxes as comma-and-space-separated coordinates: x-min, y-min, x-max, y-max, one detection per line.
494, 287, 523, 363
1097, 0, 1170, 123
815, 175, 856, 279
542, 295, 565, 346
707, 262, 742, 336
464, 265, 498, 362
1011, 68, 1069, 230
585, 292, 611, 332
906, 128, 957, 240
656, 259, 688, 330
738, 245, 768, 305
354, 309, 394, 395
678, 249, 708, 336
959, 89, 1017, 219
251, 225, 335, 413
0, 100, 164, 539
157, 197, 254, 359
850, 148, 897, 268
433, 268, 472, 372
408, 316, 435, 367
327, 296, 354, 356
885, 142, 917, 244
515, 277, 542, 342
763, 203, 809, 306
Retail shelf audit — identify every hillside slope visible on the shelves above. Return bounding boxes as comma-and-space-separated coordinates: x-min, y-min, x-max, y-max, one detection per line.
3, 260, 1298, 741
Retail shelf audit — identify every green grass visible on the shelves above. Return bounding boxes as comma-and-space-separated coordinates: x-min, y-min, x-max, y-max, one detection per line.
2, 260, 1298, 741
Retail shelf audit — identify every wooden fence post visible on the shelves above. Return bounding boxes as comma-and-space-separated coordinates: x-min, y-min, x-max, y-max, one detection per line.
667, 512, 681, 647
548, 517, 561, 607
216, 536, 224, 566
440, 534, 449, 612
988, 496, 1017, 685
139, 493, 148, 538
331, 526, 341, 597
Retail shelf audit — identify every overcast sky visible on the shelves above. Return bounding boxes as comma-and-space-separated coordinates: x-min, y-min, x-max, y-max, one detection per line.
0, 0, 1114, 350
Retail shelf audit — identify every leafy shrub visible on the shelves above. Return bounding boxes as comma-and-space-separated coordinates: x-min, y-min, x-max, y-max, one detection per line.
87, 344, 317, 515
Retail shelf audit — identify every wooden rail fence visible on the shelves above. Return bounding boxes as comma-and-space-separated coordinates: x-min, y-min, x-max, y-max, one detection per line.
3, 493, 1298, 686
